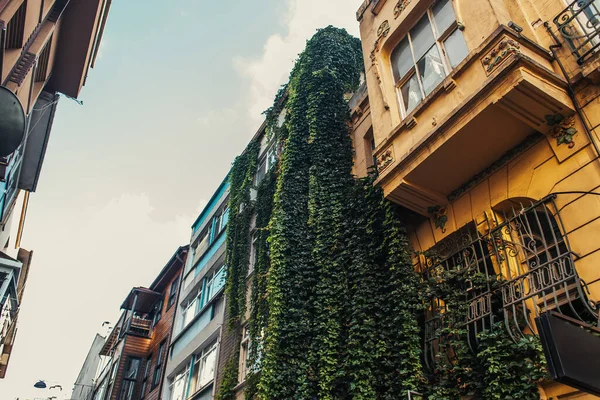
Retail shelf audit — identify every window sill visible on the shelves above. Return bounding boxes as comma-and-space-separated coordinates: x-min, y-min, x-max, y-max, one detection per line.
188, 380, 214, 399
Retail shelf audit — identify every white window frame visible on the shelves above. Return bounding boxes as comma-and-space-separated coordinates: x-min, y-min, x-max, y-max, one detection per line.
390, 0, 467, 118
196, 342, 218, 390
168, 366, 190, 400
239, 325, 251, 383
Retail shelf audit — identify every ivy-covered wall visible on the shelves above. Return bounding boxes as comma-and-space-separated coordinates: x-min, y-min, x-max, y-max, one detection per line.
217, 25, 548, 400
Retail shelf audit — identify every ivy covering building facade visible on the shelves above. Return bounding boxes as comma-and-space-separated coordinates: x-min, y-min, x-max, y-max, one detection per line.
216, 25, 548, 400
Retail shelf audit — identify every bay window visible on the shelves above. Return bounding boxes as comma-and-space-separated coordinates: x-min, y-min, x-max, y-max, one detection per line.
391, 0, 468, 116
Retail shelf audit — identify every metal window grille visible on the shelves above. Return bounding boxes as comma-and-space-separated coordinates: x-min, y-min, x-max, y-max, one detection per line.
420, 195, 598, 369
554, 0, 600, 64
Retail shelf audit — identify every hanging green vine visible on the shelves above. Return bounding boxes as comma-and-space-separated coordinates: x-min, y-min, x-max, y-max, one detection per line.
225, 139, 259, 327
218, 24, 550, 400
216, 349, 241, 400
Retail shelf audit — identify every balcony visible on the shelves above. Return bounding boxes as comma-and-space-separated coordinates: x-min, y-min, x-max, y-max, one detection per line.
124, 316, 152, 338
372, 27, 579, 215
554, 0, 600, 65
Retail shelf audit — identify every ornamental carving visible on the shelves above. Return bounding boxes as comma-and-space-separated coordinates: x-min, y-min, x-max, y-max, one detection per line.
546, 113, 577, 148
376, 19, 390, 38
394, 0, 411, 19
370, 20, 391, 109
427, 205, 448, 233
376, 146, 394, 171
481, 37, 521, 75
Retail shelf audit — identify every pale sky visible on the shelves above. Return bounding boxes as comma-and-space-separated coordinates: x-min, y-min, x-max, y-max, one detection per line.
0, 1, 364, 399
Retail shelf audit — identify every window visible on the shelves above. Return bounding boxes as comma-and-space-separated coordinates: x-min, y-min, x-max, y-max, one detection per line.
255, 145, 278, 186
93, 379, 107, 400
152, 298, 163, 327
195, 230, 210, 259
118, 357, 141, 400
239, 326, 251, 382
197, 343, 217, 389
5, 1, 26, 50
221, 208, 229, 231
249, 231, 259, 275
169, 367, 189, 400
153, 341, 166, 388
391, 0, 468, 116
213, 213, 222, 239
204, 265, 226, 305
105, 360, 119, 400
35, 37, 52, 82
181, 291, 200, 330
168, 276, 180, 309
139, 355, 152, 398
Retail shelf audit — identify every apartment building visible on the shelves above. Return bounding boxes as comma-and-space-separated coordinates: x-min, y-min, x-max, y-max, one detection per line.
356, 0, 600, 397
162, 177, 229, 400
0, 0, 111, 377
87, 246, 188, 400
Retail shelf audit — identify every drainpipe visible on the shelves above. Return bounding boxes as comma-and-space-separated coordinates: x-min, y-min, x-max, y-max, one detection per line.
544, 22, 600, 159
0, 20, 6, 82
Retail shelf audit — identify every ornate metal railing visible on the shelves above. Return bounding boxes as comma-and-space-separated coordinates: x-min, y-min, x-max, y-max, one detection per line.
554, 0, 600, 64
420, 195, 598, 370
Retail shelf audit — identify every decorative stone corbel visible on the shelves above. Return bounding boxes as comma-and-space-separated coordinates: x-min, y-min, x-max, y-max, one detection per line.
376, 146, 395, 172
545, 113, 577, 148
428, 205, 448, 233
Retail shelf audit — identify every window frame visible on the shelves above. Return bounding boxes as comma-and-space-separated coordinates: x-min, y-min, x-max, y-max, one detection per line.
139, 355, 152, 399
196, 342, 218, 390
152, 341, 167, 389
167, 276, 180, 309
118, 357, 142, 400
390, 0, 466, 118
239, 325, 251, 383
168, 366, 190, 400
152, 297, 164, 327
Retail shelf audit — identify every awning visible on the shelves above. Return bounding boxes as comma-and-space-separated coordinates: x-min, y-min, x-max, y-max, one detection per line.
120, 287, 161, 313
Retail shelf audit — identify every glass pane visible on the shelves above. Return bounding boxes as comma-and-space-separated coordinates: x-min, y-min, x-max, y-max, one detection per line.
417, 45, 446, 96
444, 29, 469, 68
125, 358, 140, 378
221, 208, 229, 229
171, 373, 187, 400
391, 37, 413, 81
410, 15, 435, 61
199, 347, 217, 387
213, 266, 226, 293
433, 0, 456, 37
401, 74, 422, 114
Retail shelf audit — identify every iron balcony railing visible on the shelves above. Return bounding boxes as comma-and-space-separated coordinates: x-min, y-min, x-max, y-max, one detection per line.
554, 0, 600, 64
420, 194, 599, 370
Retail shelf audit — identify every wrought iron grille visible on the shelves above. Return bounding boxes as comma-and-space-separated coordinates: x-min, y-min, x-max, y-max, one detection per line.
420, 195, 598, 370
554, 0, 600, 64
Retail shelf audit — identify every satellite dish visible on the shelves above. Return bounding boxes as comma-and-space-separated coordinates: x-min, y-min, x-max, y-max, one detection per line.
0, 86, 25, 157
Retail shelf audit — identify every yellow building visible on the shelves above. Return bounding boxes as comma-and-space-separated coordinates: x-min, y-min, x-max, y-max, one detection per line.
356, 0, 600, 398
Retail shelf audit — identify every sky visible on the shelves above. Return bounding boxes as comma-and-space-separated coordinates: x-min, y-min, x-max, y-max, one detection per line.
0, 0, 364, 399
